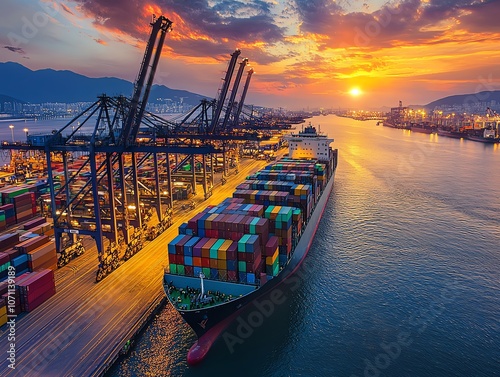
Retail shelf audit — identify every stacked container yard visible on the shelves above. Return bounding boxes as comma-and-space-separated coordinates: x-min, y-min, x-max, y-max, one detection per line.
0, 252, 10, 281
0, 295, 6, 326
0, 186, 29, 205
13, 192, 36, 223
0, 233, 20, 254
0, 204, 15, 227
17, 269, 56, 312
21, 216, 47, 231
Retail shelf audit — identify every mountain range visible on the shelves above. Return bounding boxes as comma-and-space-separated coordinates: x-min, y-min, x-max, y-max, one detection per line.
423, 91, 500, 110
1, 62, 499, 112
0, 62, 208, 106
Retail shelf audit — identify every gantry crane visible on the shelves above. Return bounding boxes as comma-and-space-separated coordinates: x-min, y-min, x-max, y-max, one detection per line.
1, 17, 271, 281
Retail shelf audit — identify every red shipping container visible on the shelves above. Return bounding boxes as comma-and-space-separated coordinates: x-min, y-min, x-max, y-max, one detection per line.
201, 258, 210, 268
0, 252, 9, 265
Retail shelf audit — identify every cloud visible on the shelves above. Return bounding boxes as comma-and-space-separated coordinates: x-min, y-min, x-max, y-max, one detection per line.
73, 0, 285, 64
61, 3, 75, 15
4, 46, 26, 54
94, 38, 107, 45
293, 0, 500, 50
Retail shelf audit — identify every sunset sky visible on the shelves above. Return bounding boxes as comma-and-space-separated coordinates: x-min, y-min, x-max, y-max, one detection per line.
1, 0, 500, 110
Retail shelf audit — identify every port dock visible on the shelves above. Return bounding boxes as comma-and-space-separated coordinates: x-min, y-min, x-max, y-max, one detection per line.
0, 14, 296, 376
0, 157, 271, 376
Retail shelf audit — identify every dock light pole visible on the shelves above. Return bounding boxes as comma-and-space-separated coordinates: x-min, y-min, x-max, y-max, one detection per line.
9, 124, 14, 142
24, 128, 28, 137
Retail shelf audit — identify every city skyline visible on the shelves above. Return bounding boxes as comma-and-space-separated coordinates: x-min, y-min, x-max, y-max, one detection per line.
1, 0, 500, 110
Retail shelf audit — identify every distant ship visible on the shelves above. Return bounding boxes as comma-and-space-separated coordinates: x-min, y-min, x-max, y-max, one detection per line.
467, 129, 499, 143
163, 123, 338, 364
437, 128, 467, 139
410, 124, 435, 134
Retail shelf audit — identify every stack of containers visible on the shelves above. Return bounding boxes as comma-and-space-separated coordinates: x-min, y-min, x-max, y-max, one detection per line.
27, 242, 57, 271
168, 234, 192, 276
187, 210, 270, 247
237, 234, 262, 285
2, 272, 31, 315
13, 192, 36, 223
0, 233, 20, 253
168, 235, 239, 283
0, 252, 10, 280
17, 269, 56, 312
10, 253, 29, 276
0, 205, 16, 227
233, 189, 288, 206
0, 297, 6, 326
14, 235, 57, 272
21, 217, 46, 230
0, 210, 5, 231
3, 247, 20, 261
239, 179, 311, 222
29, 222, 54, 237
264, 206, 293, 266
264, 236, 279, 279
0, 186, 29, 205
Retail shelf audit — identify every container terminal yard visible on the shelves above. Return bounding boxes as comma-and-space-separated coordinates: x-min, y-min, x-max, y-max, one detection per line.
0, 15, 301, 376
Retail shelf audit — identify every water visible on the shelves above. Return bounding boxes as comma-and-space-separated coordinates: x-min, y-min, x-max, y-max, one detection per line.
33, 114, 500, 376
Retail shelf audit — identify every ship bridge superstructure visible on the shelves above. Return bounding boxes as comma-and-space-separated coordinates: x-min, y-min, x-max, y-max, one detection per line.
284, 123, 334, 161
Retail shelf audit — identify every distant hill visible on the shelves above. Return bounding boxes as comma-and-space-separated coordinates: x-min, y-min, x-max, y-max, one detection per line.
0, 62, 208, 106
424, 91, 500, 110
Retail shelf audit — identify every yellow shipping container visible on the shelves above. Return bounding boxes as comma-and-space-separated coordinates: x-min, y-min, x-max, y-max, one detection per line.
220, 239, 232, 252
266, 249, 279, 265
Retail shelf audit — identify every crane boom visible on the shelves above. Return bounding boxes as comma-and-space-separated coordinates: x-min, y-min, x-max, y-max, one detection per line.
121, 15, 173, 146
208, 49, 241, 134
220, 57, 248, 132
234, 68, 254, 127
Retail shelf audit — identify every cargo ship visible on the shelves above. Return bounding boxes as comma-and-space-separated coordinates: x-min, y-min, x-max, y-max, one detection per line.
163, 123, 337, 364
436, 128, 467, 139
467, 129, 499, 143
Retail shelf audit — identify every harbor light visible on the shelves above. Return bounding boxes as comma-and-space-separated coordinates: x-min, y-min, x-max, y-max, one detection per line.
24, 128, 29, 137
9, 124, 14, 142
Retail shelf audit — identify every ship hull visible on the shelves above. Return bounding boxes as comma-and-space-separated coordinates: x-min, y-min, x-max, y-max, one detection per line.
467, 135, 499, 143
163, 169, 336, 364
410, 126, 435, 134
437, 130, 466, 139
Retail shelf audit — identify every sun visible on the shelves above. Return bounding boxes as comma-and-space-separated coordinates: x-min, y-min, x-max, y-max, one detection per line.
349, 87, 362, 97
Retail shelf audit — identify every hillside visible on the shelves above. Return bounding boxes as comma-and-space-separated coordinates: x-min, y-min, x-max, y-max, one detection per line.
424, 91, 500, 110
0, 62, 208, 106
